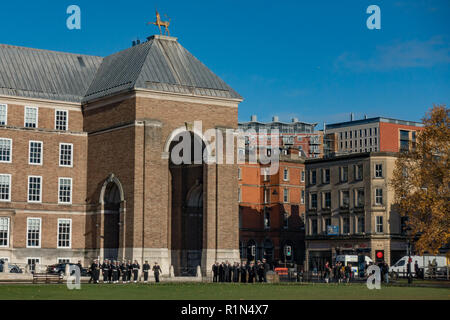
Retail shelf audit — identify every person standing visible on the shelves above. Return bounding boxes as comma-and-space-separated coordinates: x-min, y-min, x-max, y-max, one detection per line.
324, 261, 331, 283
223, 262, 229, 282
101, 260, 108, 283
248, 262, 256, 283
219, 262, 224, 282
240, 262, 247, 283
152, 262, 162, 283
382, 262, 389, 284
111, 261, 119, 283
126, 260, 132, 283
121, 261, 128, 283
143, 260, 150, 283
227, 261, 233, 282
262, 259, 270, 283
132, 260, 140, 283
89, 259, 99, 284
212, 262, 219, 283
414, 260, 420, 279
108, 260, 113, 283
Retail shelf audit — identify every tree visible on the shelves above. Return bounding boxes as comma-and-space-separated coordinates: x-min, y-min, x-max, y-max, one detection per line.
391, 105, 449, 256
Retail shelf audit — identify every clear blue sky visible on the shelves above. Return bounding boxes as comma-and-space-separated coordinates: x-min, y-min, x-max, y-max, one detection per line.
1, 0, 449, 127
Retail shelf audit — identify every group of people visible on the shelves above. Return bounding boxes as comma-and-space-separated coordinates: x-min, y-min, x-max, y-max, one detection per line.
88, 259, 162, 284
212, 259, 270, 283
322, 261, 390, 283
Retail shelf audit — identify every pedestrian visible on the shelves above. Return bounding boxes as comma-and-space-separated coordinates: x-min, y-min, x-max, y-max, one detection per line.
212, 262, 219, 282
324, 261, 330, 283
223, 261, 229, 282
248, 261, 256, 283
232, 262, 240, 282
112, 261, 119, 283
126, 260, 132, 283
257, 261, 264, 282
240, 262, 247, 283
382, 262, 389, 284
414, 261, 419, 279
262, 258, 270, 282
227, 261, 233, 282
121, 261, 128, 283
219, 262, 224, 282
132, 260, 140, 283
152, 262, 162, 283
101, 260, 109, 283
143, 260, 150, 283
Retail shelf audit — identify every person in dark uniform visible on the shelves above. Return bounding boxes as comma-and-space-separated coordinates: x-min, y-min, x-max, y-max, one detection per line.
91, 259, 100, 284
240, 262, 247, 283
121, 261, 128, 283
101, 260, 108, 283
248, 261, 256, 283
218, 262, 224, 282
227, 262, 233, 282
212, 262, 219, 283
108, 260, 113, 283
89, 260, 96, 284
132, 260, 140, 283
262, 258, 270, 282
111, 261, 119, 283
223, 261, 229, 282
76, 260, 82, 276
232, 262, 240, 282
143, 260, 150, 283
257, 261, 264, 282
126, 260, 132, 283
152, 262, 162, 283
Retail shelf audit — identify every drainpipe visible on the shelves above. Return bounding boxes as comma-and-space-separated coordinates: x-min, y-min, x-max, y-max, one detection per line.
142, 121, 146, 265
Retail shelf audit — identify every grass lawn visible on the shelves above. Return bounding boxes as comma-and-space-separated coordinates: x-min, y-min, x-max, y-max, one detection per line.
0, 283, 449, 300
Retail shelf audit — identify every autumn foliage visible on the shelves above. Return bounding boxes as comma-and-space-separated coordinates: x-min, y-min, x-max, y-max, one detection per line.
391, 105, 449, 256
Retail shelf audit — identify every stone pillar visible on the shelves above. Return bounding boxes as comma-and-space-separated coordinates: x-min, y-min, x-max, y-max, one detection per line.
2, 261, 8, 273
196, 265, 202, 279
65, 264, 70, 276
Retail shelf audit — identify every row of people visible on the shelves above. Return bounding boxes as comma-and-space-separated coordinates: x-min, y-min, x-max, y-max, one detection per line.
212, 259, 271, 283
88, 259, 162, 283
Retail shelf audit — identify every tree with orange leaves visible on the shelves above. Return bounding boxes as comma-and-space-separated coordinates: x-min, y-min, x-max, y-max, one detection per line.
391, 105, 449, 256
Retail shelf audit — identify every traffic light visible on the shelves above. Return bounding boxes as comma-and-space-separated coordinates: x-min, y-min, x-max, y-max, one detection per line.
375, 250, 384, 262
284, 245, 292, 257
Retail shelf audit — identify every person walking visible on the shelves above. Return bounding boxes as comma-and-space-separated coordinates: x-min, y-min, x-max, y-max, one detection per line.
121, 261, 128, 283
132, 260, 140, 283
324, 261, 331, 283
143, 260, 150, 283
152, 262, 162, 283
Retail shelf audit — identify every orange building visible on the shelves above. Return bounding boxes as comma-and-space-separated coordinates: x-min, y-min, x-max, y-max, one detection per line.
238, 152, 306, 267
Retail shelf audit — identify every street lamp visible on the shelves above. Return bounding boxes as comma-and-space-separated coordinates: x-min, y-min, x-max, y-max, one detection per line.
405, 225, 413, 284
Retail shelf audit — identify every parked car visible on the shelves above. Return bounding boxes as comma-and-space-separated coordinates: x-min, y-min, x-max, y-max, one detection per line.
46, 263, 88, 276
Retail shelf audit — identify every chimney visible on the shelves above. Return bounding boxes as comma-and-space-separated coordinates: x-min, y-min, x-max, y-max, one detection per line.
251, 115, 257, 122
364, 114, 367, 119
350, 113, 354, 121
272, 116, 279, 122
292, 117, 298, 123
132, 40, 136, 47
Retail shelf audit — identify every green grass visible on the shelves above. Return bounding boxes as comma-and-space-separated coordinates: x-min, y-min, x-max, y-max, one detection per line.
0, 283, 449, 300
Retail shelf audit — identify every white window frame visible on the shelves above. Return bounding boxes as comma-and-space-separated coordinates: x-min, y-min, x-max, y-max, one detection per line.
0, 174, 11, 202
238, 187, 241, 203
301, 170, 305, 182
26, 217, 42, 248
28, 141, 43, 166
57, 218, 72, 249
375, 163, 383, 178
375, 188, 383, 205
300, 189, 305, 204
26, 257, 41, 271
58, 177, 72, 204
376, 216, 383, 233
55, 109, 69, 131
238, 167, 242, 180
59, 143, 73, 168
283, 168, 289, 181
0, 217, 10, 247
0, 104, 7, 125
24, 106, 38, 128
283, 188, 289, 203
0, 138, 12, 163
27, 176, 42, 203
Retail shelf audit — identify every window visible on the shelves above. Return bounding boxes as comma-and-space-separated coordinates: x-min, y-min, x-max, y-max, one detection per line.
325, 218, 331, 229
375, 164, 383, 178
283, 168, 289, 181
340, 166, 348, 182
58, 258, 70, 264
55, 110, 68, 131
341, 190, 350, 208
29, 141, 43, 165
58, 178, 72, 204
24, 106, 38, 128
27, 218, 41, 247
283, 188, 289, 203
238, 187, 241, 202
263, 168, 269, 182
400, 130, 410, 152
311, 219, 318, 235
27, 258, 40, 272
355, 189, 364, 207
238, 168, 241, 180
0, 217, 9, 247
358, 216, 365, 233
0, 138, 12, 163
0, 104, 7, 125
323, 192, 331, 208
57, 218, 71, 248
283, 213, 289, 229
310, 193, 317, 209
375, 188, 383, 205
376, 216, 383, 233
301, 189, 305, 204
374, 127, 378, 136
28, 176, 42, 203
310, 170, 317, 185
264, 209, 270, 229
322, 168, 330, 184
355, 164, 363, 181
301, 170, 305, 182
343, 217, 350, 234
0, 174, 11, 201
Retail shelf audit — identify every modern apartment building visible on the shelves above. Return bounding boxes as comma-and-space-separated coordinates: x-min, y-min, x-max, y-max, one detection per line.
323, 116, 423, 157
304, 152, 407, 271
238, 153, 306, 266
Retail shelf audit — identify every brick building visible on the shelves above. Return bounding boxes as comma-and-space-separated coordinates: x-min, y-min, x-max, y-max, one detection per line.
0, 35, 242, 276
323, 116, 423, 157
238, 153, 306, 266
304, 152, 407, 272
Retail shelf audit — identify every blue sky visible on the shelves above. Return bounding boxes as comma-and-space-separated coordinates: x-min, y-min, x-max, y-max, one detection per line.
1, 0, 449, 127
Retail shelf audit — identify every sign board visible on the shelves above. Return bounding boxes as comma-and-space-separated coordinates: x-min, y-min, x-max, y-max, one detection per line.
327, 225, 339, 235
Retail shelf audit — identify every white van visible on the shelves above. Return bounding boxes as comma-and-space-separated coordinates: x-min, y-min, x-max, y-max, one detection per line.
389, 255, 447, 276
